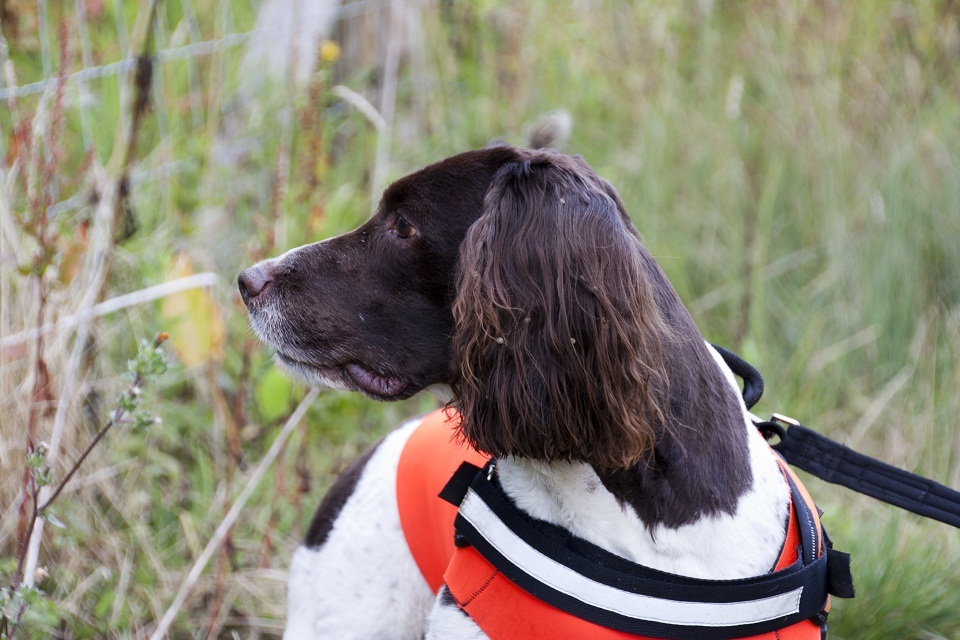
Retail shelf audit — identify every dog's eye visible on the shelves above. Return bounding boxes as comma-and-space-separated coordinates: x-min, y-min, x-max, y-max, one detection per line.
394, 216, 417, 239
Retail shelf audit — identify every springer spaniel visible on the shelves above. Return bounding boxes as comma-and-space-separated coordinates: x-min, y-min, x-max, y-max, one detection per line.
239, 147, 801, 639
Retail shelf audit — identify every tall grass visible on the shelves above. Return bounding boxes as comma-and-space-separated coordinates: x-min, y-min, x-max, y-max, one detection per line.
1, 0, 958, 637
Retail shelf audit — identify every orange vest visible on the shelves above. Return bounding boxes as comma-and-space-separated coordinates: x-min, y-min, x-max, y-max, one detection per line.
397, 410, 826, 640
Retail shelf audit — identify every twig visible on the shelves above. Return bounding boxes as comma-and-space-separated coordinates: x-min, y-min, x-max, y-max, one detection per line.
0, 272, 220, 349
38, 400, 134, 512
22, 169, 117, 588
149, 387, 320, 640
5, 480, 38, 637
19, 281, 48, 551
11, 478, 39, 595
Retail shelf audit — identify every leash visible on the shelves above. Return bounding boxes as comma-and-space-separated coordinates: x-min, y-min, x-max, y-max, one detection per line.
713, 344, 960, 530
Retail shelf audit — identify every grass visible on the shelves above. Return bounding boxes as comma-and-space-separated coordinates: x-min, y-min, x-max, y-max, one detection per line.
1, 0, 959, 637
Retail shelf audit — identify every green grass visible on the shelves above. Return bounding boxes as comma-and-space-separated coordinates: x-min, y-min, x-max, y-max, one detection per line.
2, 0, 959, 637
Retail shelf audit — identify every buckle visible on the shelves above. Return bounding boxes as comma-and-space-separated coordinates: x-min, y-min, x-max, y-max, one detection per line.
755, 413, 798, 444
771, 413, 801, 427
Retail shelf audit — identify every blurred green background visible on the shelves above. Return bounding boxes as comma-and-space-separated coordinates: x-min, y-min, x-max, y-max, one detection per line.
1, 0, 958, 637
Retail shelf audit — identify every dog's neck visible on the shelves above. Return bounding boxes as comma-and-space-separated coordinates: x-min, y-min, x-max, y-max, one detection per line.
496, 346, 791, 580
594, 337, 754, 529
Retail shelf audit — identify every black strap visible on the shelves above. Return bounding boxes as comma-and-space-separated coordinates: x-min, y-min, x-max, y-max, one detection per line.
449, 468, 831, 640
716, 344, 960, 533
439, 461, 485, 506
825, 546, 855, 599
765, 421, 960, 530
712, 343, 765, 410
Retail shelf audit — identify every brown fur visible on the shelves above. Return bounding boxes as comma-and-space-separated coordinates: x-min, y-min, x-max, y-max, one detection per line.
451, 154, 676, 472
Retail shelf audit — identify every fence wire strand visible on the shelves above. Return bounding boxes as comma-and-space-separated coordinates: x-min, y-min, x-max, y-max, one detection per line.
0, 1, 371, 101
1, 0, 384, 222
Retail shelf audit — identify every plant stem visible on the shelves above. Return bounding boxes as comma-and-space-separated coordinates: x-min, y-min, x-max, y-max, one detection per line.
18, 276, 47, 560
37, 413, 117, 513
12, 478, 39, 590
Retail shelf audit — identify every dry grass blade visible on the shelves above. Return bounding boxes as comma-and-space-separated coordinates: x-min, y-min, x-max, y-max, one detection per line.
369, 0, 405, 213
0, 272, 221, 349
332, 84, 386, 132
149, 387, 319, 640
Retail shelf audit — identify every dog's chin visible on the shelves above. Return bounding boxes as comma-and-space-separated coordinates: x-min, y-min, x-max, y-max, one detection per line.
274, 352, 415, 401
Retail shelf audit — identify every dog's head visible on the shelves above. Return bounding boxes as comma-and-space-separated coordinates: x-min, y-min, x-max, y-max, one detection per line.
239, 146, 523, 401
241, 147, 713, 471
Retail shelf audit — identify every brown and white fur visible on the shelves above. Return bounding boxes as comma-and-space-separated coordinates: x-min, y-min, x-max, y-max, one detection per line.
238, 147, 790, 639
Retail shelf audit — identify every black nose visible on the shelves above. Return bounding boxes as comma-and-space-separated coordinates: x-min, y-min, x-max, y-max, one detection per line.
238, 263, 275, 305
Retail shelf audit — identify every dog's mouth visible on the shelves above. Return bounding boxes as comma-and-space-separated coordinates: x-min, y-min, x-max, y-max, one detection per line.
343, 363, 409, 398
275, 351, 411, 400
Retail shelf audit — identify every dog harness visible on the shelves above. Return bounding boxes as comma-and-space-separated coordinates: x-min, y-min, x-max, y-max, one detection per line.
397, 410, 851, 640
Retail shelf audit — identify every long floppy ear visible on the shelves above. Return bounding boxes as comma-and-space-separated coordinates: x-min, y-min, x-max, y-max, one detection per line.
451, 153, 675, 472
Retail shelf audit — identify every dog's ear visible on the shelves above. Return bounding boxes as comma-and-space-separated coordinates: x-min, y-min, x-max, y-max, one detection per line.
451, 154, 674, 471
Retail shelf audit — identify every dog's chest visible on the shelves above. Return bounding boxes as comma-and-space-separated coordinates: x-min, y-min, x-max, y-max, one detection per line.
495, 437, 790, 580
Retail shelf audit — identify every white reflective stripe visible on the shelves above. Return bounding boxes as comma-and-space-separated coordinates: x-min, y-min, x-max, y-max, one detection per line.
458, 489, 803, 628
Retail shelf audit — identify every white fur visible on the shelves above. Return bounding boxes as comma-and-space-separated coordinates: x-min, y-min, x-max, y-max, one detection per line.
286, 347, 791, 638
425, 592, 487, 640
272, 353, 351, 392
285, 418, 434, 639
495, 345, 788, 580
426, 383, 454, 403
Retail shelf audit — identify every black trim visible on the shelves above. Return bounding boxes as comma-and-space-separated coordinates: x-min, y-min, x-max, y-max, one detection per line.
783, 469, 819, 566
454, 470, 830, 640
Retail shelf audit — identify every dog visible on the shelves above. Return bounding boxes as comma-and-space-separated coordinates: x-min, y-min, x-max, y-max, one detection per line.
239, 147, 830, 639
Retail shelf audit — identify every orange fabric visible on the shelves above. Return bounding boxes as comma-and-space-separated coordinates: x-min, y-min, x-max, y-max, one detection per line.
444, 545, 822, 640
774, 489, 800, 571
396, 409, 489, 592
398, 412, 824, 639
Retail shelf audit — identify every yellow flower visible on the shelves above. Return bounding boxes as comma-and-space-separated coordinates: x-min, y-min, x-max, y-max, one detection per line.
320, 40, 341, 63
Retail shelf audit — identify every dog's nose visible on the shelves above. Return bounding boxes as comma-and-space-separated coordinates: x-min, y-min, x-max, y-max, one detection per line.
238, 263, 275, 305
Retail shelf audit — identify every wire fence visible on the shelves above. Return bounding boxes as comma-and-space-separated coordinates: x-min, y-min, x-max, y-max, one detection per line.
1, 0, 378, 100
0, 0, 389, 215
0, 0, 376, 102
